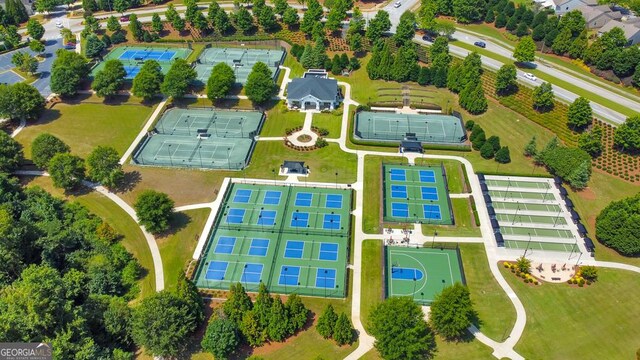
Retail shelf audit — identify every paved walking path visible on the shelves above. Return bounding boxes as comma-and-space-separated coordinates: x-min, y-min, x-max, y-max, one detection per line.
120, 97, 168, 164
287, 111, 318, 146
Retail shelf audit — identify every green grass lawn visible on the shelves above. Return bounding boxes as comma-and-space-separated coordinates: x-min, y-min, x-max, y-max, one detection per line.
20, 176, 155, 302
503, 267, 640, 359
361, 240, 384, 329
313, 111, 343, 139
422, 197, 481, 237
158, 208, 210, 291
416, 158, 467, 194
15, 95, 159, 159
363, 155, 410, 234
261, 101, 305, 137
360, 337, 496, 360
284, 54, 305, 78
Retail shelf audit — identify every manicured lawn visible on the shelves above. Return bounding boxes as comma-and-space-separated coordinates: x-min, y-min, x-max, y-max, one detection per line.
503, 267, 640, 359
361, 240, 384, 329
363, 155, 410, 234
459, 244, 516, 341
15, 95, 159, 159
416, 158, 467, 194
158, 208, 210, 291
313, 111, 343, 139
422, 197, 481, 237
19, 176, 156, 302
284, 54, 305, 78
261, 101, 305, 137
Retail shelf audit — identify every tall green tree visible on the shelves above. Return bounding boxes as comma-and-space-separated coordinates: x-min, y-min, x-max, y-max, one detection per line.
240, 310, 266, 346
26, 19, 45, 40
0, 130, 22, 173
132, 60, 164, 101
86, 146, 124, 188
207, 62, 236, 101
578, 126, 603, 157
223, 283, 253, 325
452, 0, 483, 23
567, 97, 592, 129
128, 14, 144, 41
333, 313, 354, 345
300, 0, 323, 35
495, 64, 518, 95
429, 283, 475, 339
161, 59, 196, 98
51, 50, 90, 97
133, 190, 174, 234
234, 7, 254, 33
613, 115, 640, 152
394, 11, 416, 46
369, 297, 436, 360
316, 303, 338, 338
513, 36, 536, 63
107, 16, 122, 32
0, 83, 45, 121
92, 60, 126, 97
596, 193, 640, 256
284, 293, 308, 334
49, 153, 86, 191
201, 317, 240, 360
267, 296, 288, 342
152, 13, 163, 33
245, 62, 275, 104
532, 81, 554, 111
367, 10, 391, 43
31, 134, 70, 170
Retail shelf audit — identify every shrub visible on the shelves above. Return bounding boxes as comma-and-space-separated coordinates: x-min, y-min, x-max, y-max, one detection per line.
595, 193, 640, 256
480, 141, 495, 159
465, 120, 475, 131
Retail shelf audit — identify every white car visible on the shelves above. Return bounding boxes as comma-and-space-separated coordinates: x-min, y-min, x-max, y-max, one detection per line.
393, 1, 402, 7
55, 20, 63, 28
523, 72, 537, 81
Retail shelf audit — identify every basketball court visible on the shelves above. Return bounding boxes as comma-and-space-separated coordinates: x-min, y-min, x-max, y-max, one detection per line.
355, 112, 466, 144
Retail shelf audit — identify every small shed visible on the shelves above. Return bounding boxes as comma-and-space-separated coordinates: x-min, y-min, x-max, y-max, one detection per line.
281, 161, 309, 175
399, 140, 423, 154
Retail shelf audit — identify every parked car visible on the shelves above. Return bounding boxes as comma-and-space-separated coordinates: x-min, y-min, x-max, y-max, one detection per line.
55, 20, 63, 28
393, 1, 402, 7
474, 41, 486, 48
523, 72, 537, 81
422, 34, 435, 42
120, 15, 130, 22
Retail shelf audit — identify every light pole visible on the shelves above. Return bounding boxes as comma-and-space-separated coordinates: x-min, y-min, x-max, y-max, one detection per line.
242, 264, 247, 289
553, 206, 563, 227
504, 178, 511, 201
167, 144, 173, 166
412, 278, 417, 300
335, 172, 339, 189
523, 232, 532, 257
227, 147, 231, 170
432, 230, 438, 248
198, 145, 203, 167
512, 201, 521, 225
323, 270, 328, 298
283, 267, 288, 294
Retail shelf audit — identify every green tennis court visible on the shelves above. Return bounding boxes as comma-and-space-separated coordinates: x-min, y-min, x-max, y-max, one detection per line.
488, 190, 556, 202
495, 213, 567, 226
500, 226, 573, 239
485, 179, 550, 189
132, 108, 264, 170
491, 201, 561, 213
355, 112, 465, 144
383, 164, 453, 225
386, 246, 465, 305
193, 183, 352, 297
194, 47, 285, 84
505, 240, 578, 252
90, 45, 192, 79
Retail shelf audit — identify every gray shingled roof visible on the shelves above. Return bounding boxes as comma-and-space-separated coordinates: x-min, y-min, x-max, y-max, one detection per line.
287, 77, 338, 102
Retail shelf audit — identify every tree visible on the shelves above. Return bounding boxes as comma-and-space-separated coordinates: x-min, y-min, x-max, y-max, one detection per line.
532, 81, 554, 111
128, 14, 144, 41
394, 11, 416, 46
282, 7, 299, 28
132, 291, 198, 358
551, 26, 572, 55
274, 0, 288, 15
300, 0, 323, 35
252, 282, 273, 331
49, 153, 86, 191
201, 317, 239, 360
524, 136, 537, 157
257, 5, 278, 31
369, 297, 436, 360
459, 80, 487, 115
267, 296, 288, 342
495, 64, 518, 95
537, 144, 592, 188
505, 15, 518, 32
614, 116, 640, 152
516, 256, 531, 274
207, 63, 236, 101
633, 64, 640, 88
86, 146, 124, 188
513, 36, 535, 63
51, 50, 90, 97
133, 60, 164, 101
480, 141, 495, 159
567, 97, 592, 129
316, 304, 338, 338
495, 12, 507, 28
240, 310, 267, 346
349, 32, 363, 53
29, 40, 45, 54
161, 59, 196, 98
151, 13, 163, 33
107, 16, 122, 32
333, 313, 354, 345
223, 283, 253, 325
596, 193, 640, 256
31, 134, 70, 169
579, 265, 598, 281
429, 283, 474, 339
113, 0, 130, 13
495, 146, 511, 163
11, 52, 38, 75
453, 0, 483, 23
5, 0, 28, 24
92, 60, 126, 97
326, 0, 348, 32
0, 130, 22, 173
234, 7, 254, 34
578, 126, 603, 157
515, 22, 529, 37
367, 10, 391, 43
284, 293, 308, 334
172, 17, 186, 32
0, 83, 45, 121
26, 18, 45, 41
133, 190, 174, 234
245, 62, 275, 104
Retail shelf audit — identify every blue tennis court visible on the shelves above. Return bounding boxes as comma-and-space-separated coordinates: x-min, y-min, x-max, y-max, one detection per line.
325, 194, 343, 208
315, 268, 336, 288
319, 243, 338, 261
119, 49, 177, 61
291, 212, 309, 227
241, 263, 263, 283
226, 209, 246, 224
279, 266, 300, 285
421, 187, 438, 200
391, 266, 424, 280
263, 191, 282, 205
390, 169, 406, 181
391, 203, 409, 217
124, 65, 141, 79
323, 214, 341, 230
206, 261, 228, 280
419, 170, 436, 183
214, 236, 236, 254
295, 193, 313, 207
248, 238, 269, 256
234, 189, 252, 203
423, 204, 442, 220
391, 185, 408, 199
257, 210, 277, 226
284, 241, 304, 259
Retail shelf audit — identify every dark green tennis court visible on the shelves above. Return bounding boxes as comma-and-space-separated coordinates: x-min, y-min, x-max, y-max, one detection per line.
194, 47, 285, 84
193, 183, 352, 297
383, 164, 453, 225
386, 246, 465, 305
90, 45, 192, 79
132, 108, 264, 170
355, 111, 466, 144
